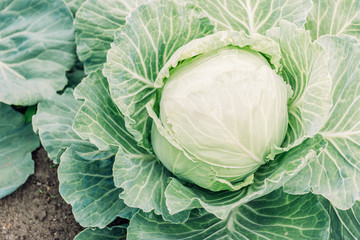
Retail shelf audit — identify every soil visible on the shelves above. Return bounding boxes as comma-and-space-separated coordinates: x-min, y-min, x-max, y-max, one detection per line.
0, 147, 84, 240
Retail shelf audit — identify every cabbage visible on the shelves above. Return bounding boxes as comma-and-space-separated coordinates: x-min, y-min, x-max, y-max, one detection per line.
28, 0, 360, 238
153, 46, 291, 190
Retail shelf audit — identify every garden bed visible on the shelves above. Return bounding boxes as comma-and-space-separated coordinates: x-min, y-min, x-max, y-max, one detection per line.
0, 147, 83, 240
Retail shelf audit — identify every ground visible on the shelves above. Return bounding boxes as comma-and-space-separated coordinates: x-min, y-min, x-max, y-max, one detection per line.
0, 147, 83, 240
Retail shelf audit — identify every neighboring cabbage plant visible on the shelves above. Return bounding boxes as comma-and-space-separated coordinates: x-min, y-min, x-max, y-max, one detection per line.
0, 0, 76, 106
0, 0, 76, 198
0, 103, 39, 198
32, 0, 360, 239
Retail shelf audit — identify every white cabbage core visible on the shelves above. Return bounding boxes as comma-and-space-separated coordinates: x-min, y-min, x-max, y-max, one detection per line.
158, 46, 289, 183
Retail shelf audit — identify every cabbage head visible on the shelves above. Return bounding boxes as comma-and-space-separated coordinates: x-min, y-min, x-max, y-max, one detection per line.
152, 45, 291, 191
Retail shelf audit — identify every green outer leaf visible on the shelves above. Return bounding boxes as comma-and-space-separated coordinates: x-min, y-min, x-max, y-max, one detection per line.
114, 147, 190, 223
164, 136, 326, 219
59, 148, 136, 228
317, 35, 360, 209
272, 20, 332, 150
103, 0, 214, 151
0, 103, 39, 198
32, 89, 93, 164
183, 0, 312, 34
75, 0, 148, 74
128, 190, 330, 240
74, 226, 127, 240
73, 69, 146, 155
320, 198, 360, 240
284, 35, 360, 210
305, 0, 360, 40
0, 0, 75, 105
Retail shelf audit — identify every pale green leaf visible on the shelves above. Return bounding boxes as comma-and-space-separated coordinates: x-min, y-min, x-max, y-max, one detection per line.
284, 35, 360, 210
317, 35, 360, 209
114, 147, 190, 223
183, 0, 312, 34
273, 21, 332, 149
75, 0, 148, 73
0, 0, 75, 105
305, 0, 360, 40
128, 190, 330, 240
73, 69, 146, 155
59, 148, 136, 228
32, 89, 93, 163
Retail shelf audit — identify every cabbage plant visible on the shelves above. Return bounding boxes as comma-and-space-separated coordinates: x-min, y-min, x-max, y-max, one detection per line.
32, 0, 360, 239
0, 0, 75, 106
